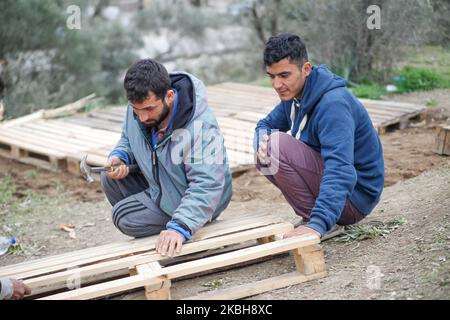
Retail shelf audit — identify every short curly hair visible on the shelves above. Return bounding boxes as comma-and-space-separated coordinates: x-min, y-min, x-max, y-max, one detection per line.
263, 33, 308, 68
124, 59, 171, 103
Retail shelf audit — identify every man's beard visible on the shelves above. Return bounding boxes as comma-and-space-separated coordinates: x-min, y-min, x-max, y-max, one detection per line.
145, 101, 171, 128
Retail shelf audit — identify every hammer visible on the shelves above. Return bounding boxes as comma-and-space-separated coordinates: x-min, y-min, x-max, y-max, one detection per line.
80, 154, 139, 183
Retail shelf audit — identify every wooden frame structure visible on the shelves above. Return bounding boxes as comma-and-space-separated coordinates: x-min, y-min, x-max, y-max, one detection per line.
0, 214, 327, 300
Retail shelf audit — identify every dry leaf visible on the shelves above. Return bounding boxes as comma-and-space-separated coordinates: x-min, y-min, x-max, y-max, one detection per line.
60, 223, 75, 232
82, 222, 95, 228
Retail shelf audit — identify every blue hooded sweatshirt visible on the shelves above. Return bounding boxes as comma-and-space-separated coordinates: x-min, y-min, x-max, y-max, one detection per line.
255, 65, 384, 236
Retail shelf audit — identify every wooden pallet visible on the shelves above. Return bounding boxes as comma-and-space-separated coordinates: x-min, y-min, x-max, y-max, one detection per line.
0, 119, 119, 173
208, 82, 426, 135
433, 124, 450, 155
0, 214, 326, 300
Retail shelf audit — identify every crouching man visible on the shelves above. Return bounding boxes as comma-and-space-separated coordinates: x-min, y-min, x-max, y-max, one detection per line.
101, 59, 232, 257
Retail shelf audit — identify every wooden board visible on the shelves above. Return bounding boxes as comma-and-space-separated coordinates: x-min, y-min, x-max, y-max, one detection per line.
40, 235, 321, 300
433, 124, 450, 155
0, 213, 283, 279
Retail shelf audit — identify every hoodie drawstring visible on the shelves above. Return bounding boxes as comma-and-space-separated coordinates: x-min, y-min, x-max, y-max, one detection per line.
290, 99, 308, 140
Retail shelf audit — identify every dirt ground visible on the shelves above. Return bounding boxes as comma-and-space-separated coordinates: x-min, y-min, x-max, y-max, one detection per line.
0, 89, 449, 299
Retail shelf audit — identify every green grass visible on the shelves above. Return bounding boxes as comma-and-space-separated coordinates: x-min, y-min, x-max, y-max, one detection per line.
0, 175, 44, 215
394, 66, 450, 93
392, 46, 450, 93
202, 278, 225, 290
401, 46, 450, 77
6, 243, 24, 255
426, 98, 438, 107
350, 83, 387, 100
0, 175, 16, 205
24, 170, 39, 179
334, 217, 406, 242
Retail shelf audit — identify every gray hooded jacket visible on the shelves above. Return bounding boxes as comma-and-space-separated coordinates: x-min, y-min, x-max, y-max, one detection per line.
113, 72, 232, 234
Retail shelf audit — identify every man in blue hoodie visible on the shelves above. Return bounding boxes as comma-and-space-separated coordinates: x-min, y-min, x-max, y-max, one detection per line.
255, 33, 384, 239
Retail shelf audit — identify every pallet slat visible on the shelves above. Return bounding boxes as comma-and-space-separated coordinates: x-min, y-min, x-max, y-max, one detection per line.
40, 235, 319, 300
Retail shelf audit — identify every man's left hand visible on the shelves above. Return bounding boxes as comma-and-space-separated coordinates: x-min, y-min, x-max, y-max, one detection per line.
283, 225, 321, 239
156, 230, 184, 257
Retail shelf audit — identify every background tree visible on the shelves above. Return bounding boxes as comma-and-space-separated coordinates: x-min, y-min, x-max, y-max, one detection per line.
240, 0, 436, 82
0, 0, 141, 119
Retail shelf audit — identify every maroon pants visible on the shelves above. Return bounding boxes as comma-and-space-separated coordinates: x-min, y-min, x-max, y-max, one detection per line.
256, 132, 364, 226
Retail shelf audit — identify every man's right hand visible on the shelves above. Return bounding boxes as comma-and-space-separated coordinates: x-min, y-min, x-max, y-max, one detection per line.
257, 134, 271, 165
106, 156, 129, 180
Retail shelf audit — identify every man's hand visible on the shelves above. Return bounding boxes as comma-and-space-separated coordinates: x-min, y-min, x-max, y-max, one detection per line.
257, 134, 270, 165
156, 230, 184, 257
283, 225, 321, 239
10, 279, 31, 300
106, 156, 129, 180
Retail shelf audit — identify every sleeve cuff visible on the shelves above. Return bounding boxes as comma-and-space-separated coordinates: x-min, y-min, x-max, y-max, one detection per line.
108, 150, 130, 165
0, 278, 13, 300
305, 218, 328, 237
166, 220, 191, 241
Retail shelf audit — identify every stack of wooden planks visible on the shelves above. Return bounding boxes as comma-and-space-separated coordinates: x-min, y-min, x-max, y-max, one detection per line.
0, 213, 327, 300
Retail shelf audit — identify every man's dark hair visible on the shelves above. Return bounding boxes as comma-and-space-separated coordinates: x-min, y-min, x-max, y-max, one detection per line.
124, 59, 171, 103
263, 33, 308, 67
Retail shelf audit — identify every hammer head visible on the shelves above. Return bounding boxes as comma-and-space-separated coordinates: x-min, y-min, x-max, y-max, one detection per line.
80, 154, 94, 183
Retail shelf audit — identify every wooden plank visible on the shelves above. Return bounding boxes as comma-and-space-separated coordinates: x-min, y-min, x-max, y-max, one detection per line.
0, 110, 44, 128
30, 120, 120, 142
211, 82, 277, 96
62, 117, 122, 133
183, 271, 327, 300
0, 149, 57, 172
136, 262, 171, 300
208, 86, 279, 101
0, 127, 100, 158
433, 125, 450, 155
292, 247, 326, 275
88, 111, 125, 123
359, 98, 425, 111
43, 94, 96, 119
0, 133, 66, 159
24, 223, 293, 294
161, 235, 318, 280
365, 107, 406, 118
102, 106, 127, 116
40, 235, 318, 300
23, 122, 118, 147
7, 125, 111, 151
208, 98, 275, 112
1, 215, 283, 279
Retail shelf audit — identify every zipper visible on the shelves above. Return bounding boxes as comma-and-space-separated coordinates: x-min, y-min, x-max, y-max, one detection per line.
151, 134, 172, 207
138, 124, 163, 206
